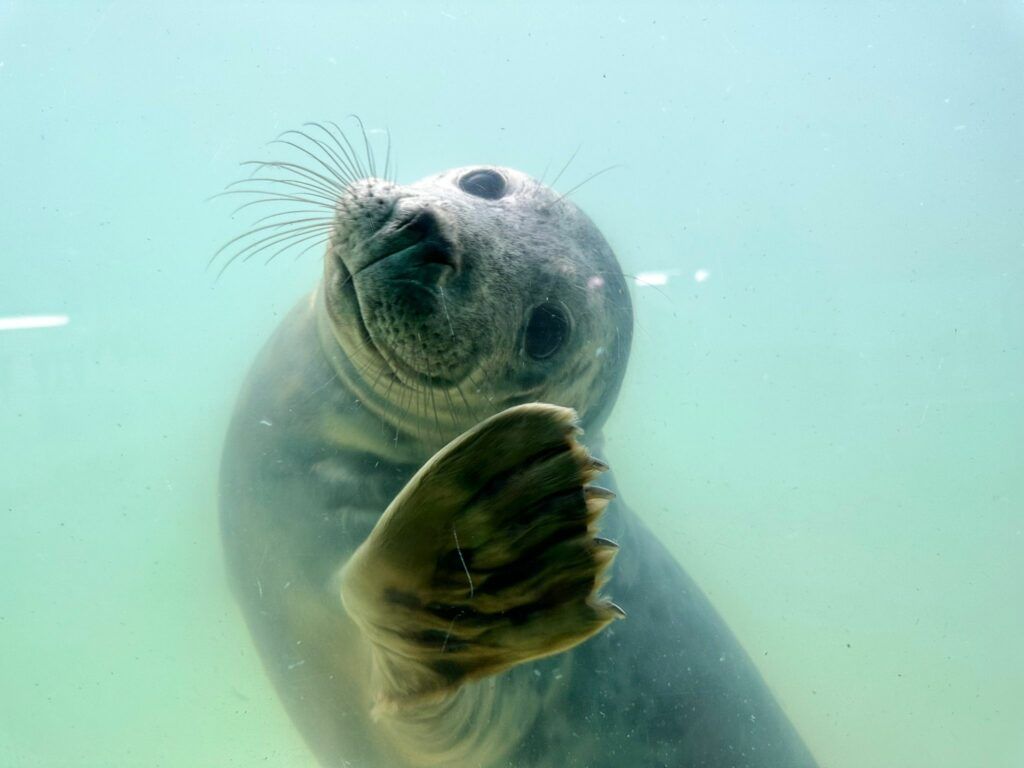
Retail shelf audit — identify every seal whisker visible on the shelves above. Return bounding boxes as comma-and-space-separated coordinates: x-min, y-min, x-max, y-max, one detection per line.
301, 372, 339, 403
226, 185, 338, 217
349, 114, 377, 178
597, 268, 675, 307
374, 374, 405, 441
209, 217, 333, 271
412, 385, 431, 446
549, 143, 582, 191
452, 380, 477, 426
465, 371, 497, 415
223, 219, 335, 257
537, 160, 552, 186
245, 227, 332, 268
438, 385, 459, 435
302, 128, 362, 189
430, 386, 444, 445
564, 272, 640, 318
225, 176, 341, 207
247, 208, 335, 227
415, 330, 445, 444
348, 356, 389, 406
216, 222, 334, 276
213, 216, 332, 253
271, 136, 354, 193
334, 329, 378, 367
217, 179, 337, 207
344, 347, 410, 435
438, 286, 456, 339
241, 159, 346, 199
226, 197, 335, 222
342, 350, 381, 396
226, 193, 337, 217
227, 230, 329, 276
418, 386, 436, 445
382, 127, 393, 184
547, 164, 622, 208
277, 128, 357, 190
327, 120, 370, 179
281, 231, 332, 265
307, 121, 366, 184
393, 376, 419, 443
377, 370, 399, 436
241, 158, 344, 194
364, 359, 392, 410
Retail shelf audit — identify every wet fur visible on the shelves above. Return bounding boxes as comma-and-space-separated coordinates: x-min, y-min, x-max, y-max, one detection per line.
219, 133, 817, 767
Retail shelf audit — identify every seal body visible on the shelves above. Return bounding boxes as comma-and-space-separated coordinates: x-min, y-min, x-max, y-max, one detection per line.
219, 157, 817, 767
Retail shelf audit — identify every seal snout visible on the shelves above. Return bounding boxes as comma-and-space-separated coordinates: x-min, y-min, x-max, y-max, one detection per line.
363, 203, 459, 286
388, 207, 459, 272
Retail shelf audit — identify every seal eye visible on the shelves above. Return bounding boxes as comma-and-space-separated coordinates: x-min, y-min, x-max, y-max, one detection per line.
524, 303, 570, 360
458, 169, 507, 200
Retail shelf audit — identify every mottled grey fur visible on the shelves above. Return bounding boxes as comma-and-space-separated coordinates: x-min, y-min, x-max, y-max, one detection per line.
219, 165, 817, 767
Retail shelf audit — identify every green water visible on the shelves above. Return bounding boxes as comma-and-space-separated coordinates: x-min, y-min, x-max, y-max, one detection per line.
2, 2, 1021, 766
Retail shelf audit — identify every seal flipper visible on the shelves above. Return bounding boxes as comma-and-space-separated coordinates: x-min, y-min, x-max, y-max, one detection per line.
340, 402, 622, 709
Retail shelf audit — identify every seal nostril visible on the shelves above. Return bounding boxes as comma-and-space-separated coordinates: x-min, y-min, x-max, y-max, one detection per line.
420, 245, 459, 271
402, 209, 438, 238
384, 208, 440, 246
371, 206, 459, 278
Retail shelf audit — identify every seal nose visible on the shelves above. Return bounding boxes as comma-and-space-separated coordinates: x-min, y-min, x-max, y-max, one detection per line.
398, 209, 444, 255
385, 206, 460, 277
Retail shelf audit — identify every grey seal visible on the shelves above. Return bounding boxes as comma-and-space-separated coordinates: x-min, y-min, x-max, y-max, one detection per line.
218, 125, 818, 767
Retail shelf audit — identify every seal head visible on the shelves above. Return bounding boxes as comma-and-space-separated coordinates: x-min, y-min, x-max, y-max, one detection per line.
320, 166, 632, 449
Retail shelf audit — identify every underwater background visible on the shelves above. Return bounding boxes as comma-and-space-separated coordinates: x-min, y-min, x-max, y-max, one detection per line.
1, 2, 1021, 766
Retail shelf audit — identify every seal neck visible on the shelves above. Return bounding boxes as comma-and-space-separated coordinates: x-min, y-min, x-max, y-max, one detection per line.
313, 283, 440, 465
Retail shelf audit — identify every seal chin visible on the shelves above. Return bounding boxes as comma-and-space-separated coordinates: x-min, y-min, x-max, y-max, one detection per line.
329, 261, 475, 392
374, 343, 468, 390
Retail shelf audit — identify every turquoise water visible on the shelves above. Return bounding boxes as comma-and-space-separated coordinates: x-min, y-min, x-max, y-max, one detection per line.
2, 2, 1021, 766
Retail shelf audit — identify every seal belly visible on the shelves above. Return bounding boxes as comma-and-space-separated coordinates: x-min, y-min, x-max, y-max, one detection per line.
218, 299, 413, 766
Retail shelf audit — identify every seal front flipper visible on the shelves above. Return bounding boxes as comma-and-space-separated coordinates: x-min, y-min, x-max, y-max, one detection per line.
340, 402, 622, 710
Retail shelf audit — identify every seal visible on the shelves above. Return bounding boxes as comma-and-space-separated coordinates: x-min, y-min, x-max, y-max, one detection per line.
218, 124, 818, 767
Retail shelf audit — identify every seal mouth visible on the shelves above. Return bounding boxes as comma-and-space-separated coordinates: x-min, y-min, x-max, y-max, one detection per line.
334, 243, 466, 391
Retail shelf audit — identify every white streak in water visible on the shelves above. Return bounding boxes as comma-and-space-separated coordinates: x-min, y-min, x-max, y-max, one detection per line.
634, 271, 670, 287
0, 314, 70, 331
